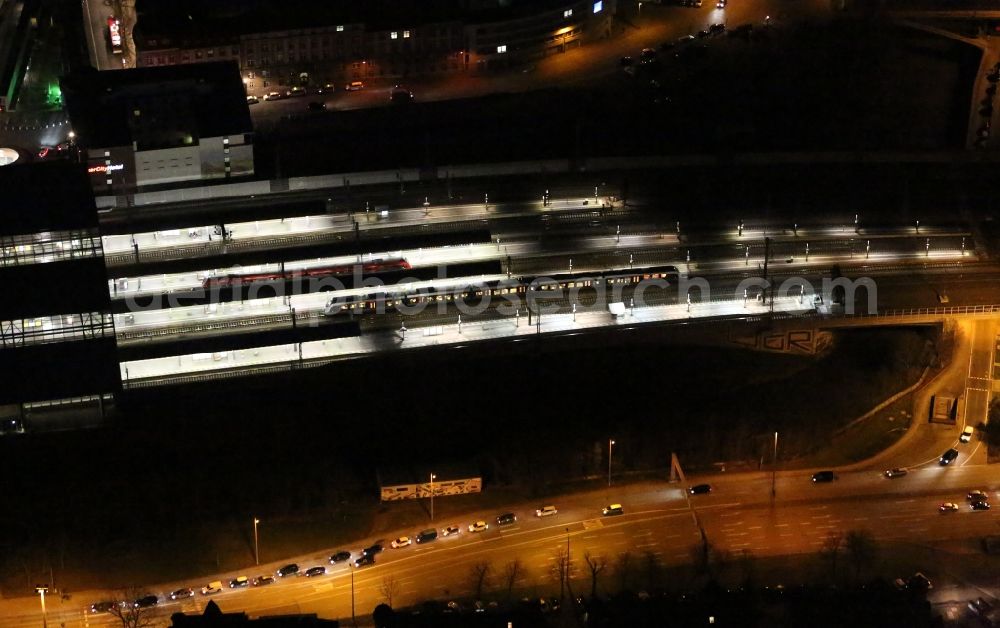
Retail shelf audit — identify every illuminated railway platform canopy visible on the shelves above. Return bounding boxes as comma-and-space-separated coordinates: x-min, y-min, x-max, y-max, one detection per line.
0, 161, 118, 433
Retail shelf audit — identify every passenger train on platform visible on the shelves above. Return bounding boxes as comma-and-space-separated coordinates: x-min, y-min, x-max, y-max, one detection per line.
202, 258, 412, 289
323, 263, 679, 317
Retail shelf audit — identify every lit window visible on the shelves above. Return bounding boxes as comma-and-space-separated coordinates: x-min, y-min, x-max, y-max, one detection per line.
593, 0, 603, 12
336, 25, 344, 32
391, 32, 398, 39
564, 9, 573, 17
403, 30, 410, 38
497, 44, 507, 53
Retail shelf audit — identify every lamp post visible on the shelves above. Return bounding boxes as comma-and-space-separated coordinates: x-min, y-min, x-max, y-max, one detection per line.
35, 585, 48, 628
253, 517, 260, 565
608, 439, 616, 487
430, 473, 437, 521
771, 432, 778, 499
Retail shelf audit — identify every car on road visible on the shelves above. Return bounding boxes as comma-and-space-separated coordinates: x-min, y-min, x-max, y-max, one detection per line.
709, 23, 726, 35
416, 528, 438, 543
133, 595, 158, 608
883, 468, 908, 479
969, 597, 994, 617
602, 503, 624, 516
201, 581, 224, 595
620, 56, 633, 67
390, 86, 414, 104
536, 505, 558, 517
330, 551, 352, 563
362, 541, 385, 556
639, 48, 657, 64
697, 30, 711, 39
939, 502, 959, 513
345, 81, 364, 91
469, 520, 490, 533
442, 525, 461, 536
316, 83, 335, 94
811, 471, 836, 483
276, 564, 299, 577
677, 35, 696, 45
264, 91, 286, 101
246, 95, 259, 105
354, 554, 375, 568
940, 448, 959, 465
169, 588, 194, 600
496, 512, 517, 526
252, 575, 274, 586
307, 101, 326, 111
961, 426, 975, 442
90, 601, 119, 613
968, 490, 989, 502
972, 500, 991, 511
289, 86, 307, 97
659, 41, 676, 52
689, 484, 712, 495
229, 576, 249, 588
391, 536, 411, 548
716, 0, 727, 7
305, 566, 327, 577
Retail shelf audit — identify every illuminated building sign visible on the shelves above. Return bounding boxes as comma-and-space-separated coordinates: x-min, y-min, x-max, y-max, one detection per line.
88, 163, 124, 174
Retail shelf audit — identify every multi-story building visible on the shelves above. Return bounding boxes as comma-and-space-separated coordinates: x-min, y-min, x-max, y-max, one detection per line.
60, 61, 254, 195
130, 0, 616, 95
0, 160, 118, 432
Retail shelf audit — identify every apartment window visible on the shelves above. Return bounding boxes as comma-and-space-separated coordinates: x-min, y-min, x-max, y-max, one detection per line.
403, 30, 410, 38
564, 9, 573, 17
223, 137, 229, 145
497, 45, 507, 54
336, 25, 344, 32
391, 32, 398, 39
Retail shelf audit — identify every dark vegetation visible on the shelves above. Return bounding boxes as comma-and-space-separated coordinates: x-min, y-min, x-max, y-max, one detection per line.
0, 325, 936, 592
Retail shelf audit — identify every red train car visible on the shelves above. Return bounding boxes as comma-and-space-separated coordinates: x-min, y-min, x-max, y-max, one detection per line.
202, 258, 411, 289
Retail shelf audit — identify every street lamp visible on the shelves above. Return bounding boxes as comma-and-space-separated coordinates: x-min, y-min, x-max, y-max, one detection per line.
35, 585, 48, 628
253, 517, 260, 565
608, 439, 616, 487
771, 432, 778, 499
430, 473, 437, 521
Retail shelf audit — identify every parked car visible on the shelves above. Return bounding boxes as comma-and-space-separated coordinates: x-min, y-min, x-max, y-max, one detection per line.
416, 529, 438, 543
289, 86, 307, 97
330, 551, 352, 563
811, 471, 836, 483
229, 576, 249, 588
469, 520, 489, 533
316, 83, 335, 94
246, 95, 259, 105
442, 525, 461, 536
689, 484, 712, 495
252, 575, 274, 586
201, 581, 224, 595
602, 503, 624, 516
264, 91, 285, 101
362, 542, 384, 556
883, 468, 908, 479
391, 536, 412, 548
940, 448, 959, 465
536, 505, 558, 517
90, 601, 119, 613
169, 588, 194, 600
639, 48, 657, 64
133, 595, 158, 608
496, 512, 517, 526
276, 564, 299, 577
620, 56, 633, 67
305, 566, 326, 577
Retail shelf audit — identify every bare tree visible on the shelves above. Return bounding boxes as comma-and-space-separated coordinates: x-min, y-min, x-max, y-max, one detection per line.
615, 551, 633, 592
107, 588, 153, 628
380, 574, 400, 607
819, 530, 844, 582
845, 529, 878, 581
502, 558, 524, 600
583, 552, 608, 599
469, 560, 492, 600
